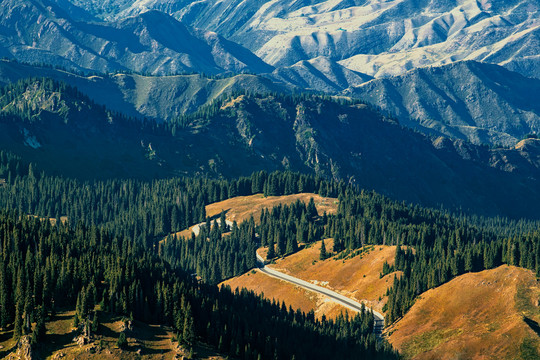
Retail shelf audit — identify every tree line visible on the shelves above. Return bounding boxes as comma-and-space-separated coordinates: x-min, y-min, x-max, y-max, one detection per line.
0, 210, 398, 359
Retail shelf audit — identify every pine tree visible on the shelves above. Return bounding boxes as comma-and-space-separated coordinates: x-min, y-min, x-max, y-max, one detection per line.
320, 239, 327, 260
91, 311, 99, 334
117, 332, 128, 349
286, 235, 298, 255
182, 303, 195, 349
13, 306, 23, 339
306, 198, 318, 218
31, 306, 46, 345
267, 236, 276, 260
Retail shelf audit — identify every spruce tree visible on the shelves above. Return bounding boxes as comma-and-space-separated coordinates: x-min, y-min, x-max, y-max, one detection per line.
182, 304, 195, 349
320, 239, 327, 260
31, 306, 46, 345
267, 236, 276, 260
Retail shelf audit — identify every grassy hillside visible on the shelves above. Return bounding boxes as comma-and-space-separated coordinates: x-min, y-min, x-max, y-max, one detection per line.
266, 243, 399, 314
388, 266, 540, 360
224, 242, 398, 318
222, 269, 351, 320
205, 193, 338, 224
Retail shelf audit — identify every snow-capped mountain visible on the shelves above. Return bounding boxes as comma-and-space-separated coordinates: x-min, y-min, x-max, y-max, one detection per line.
71, 0, 539, 80
0, 0, 273, 75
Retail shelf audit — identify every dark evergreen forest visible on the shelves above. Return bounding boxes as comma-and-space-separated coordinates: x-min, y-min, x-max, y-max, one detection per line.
1, 138, 539, 359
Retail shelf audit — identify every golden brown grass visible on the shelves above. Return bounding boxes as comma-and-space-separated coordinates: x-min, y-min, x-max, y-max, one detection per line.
388, 265, 540, 360
224, 242, 398, 319
206, 193, 338, 225
268, 242, 399, 313
222, 269, 352, 319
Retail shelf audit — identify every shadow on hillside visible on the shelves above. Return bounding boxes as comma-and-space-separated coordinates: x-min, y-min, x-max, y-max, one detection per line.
51, 312, 73, 321
131, 322, 168, 341
523, 317, 540, 337
0, 348, 14, 359
0, 329, 15, 359
128, 322, 172, 355
207, 209, 231, 221
0, 327, 12, 343
38, 328, 76, 359
98, 322, 118, 339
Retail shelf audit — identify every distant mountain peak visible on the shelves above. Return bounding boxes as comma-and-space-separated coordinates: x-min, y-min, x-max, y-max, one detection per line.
0, 0, 273, 76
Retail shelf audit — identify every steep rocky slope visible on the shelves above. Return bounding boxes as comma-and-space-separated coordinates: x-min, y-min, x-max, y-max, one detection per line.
68, 0, 540, 79
0, 0, 273, 75
347, 61, 540, 147
270, 56, 373, 93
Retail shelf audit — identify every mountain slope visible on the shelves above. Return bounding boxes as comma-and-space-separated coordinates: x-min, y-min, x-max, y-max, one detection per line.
0, 0, 273, 75
1, 79, 539, 218
388, 266, 540, 359
0, 79, 167, 179
346, 61, 540, 147
69, 0, 540, 80
0, 59, 290, 121
270, 56, 373, 93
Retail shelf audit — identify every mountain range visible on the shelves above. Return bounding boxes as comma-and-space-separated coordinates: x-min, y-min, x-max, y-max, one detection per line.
65, 0, 540, 80
0, 0, 538, 218
1, 78, 539, 219
347, 61, 540, 147
0, 0, 273, 75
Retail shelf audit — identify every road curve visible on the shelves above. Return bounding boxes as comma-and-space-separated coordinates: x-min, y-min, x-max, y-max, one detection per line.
188, 219, 385, 335
256, 253, 384, 336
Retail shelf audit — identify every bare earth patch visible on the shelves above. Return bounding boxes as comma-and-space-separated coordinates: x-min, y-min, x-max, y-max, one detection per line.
388, 265, 540, 360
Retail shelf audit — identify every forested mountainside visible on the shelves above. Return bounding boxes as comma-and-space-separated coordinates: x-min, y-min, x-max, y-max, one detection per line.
0, 78, 539, 219
1, 150, 540, 357
0, 213, 396, 360
0, 159, 405, 359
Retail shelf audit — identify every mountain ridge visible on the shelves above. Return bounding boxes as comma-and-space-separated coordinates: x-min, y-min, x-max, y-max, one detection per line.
1, 78, 539, 219
0, 0, 274, 76
0, 59, 292, 121
68, 0, 540, 80
347, 61, 540, 147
